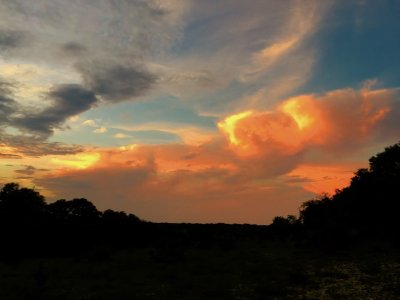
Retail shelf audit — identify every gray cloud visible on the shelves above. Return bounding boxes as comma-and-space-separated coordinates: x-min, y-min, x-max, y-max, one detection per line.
0, 80, 89, 157
0, 80, 97, 155
0, 80, 18, 125
0, 0, 185, 143
0, 1, 183, 62
0, 29, 30, 50
0, 95, 17, 124
60, 42, 86, 56
78, 62, 157, 102
15, 165, 36, 175
0, 133, 84, 157
15, 165, 49, 175
13, 84, 98, 137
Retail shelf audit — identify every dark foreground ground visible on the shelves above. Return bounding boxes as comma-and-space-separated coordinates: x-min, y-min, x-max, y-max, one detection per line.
1, 238, 399, 300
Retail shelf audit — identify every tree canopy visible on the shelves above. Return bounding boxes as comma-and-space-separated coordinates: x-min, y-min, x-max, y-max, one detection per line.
273, 142, 400, 244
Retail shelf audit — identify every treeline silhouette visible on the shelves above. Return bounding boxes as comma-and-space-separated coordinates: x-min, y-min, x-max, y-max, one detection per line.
0, 184, 147, 259
1, 142, 400, 260
0, 183, 267, 260
271, 142, 400, 246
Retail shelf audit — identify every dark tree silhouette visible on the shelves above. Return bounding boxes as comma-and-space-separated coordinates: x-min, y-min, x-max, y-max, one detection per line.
0, 183, 48, 258
0, 182, 45, 217
297, 142, 400, 244
0, 183, 145, 259
270, 215, 300, 239
47, 198, 100, 224
102, 209, 141, 226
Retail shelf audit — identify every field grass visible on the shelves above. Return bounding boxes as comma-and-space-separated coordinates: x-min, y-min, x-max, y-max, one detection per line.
1, 240, 399, 300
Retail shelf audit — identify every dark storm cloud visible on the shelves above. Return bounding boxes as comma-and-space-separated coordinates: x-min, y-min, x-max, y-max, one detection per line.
2, 62, 157, 144
0, 80, 18, 124
0, 79, 87, 157
0, 29, 30, 50
0, 80, 96, 156
0, 133, 84, 157
47, 83, 98, 120
0, 95, 16, 116
13, 84, 98, 137
0, 96, 17, 125
78, 62, 157, 102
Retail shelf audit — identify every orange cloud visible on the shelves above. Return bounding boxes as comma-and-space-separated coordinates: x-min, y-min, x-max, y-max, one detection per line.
286, 163, 364, 195
217, 97, 327, 157
51, 152, 100, 170
219, 87, 395, 157
36, 153, 312, 224
26, 86, 400, 224
218, 110, 253, 147
0, 144, 22, 159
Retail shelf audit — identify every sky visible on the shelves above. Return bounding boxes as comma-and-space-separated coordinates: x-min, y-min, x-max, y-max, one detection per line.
1, 0, 400, 224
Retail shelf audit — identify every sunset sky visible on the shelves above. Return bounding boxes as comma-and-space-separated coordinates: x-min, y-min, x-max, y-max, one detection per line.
1, 0, 400, 224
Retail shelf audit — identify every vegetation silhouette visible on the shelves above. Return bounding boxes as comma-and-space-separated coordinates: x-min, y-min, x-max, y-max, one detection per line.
0, 183, 267, 261
272, 142, 400, 246
0, 183, 147, 259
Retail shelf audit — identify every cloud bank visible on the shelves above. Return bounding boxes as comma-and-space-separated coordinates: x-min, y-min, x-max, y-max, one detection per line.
35, 86, 400, 223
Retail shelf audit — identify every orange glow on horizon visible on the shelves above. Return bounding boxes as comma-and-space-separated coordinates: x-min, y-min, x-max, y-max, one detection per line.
287, 163, 363, 195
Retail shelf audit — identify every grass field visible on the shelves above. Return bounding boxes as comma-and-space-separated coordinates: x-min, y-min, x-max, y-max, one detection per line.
1, 240, 399, 300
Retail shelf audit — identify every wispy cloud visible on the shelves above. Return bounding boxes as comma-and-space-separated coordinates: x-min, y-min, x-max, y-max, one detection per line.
93, 127, 107, 134
114, 133, 131, 139
15, 165, 49, 176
